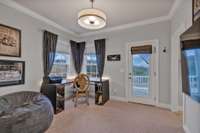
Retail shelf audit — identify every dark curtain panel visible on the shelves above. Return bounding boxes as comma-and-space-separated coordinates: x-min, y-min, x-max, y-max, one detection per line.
70, 40, 86, 74
95, 39, 106, 82
181, 51, 190, 95
40, 31, 58, 94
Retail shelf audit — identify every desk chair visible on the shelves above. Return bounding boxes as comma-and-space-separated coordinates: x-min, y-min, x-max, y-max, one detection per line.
73, 74, 90, 107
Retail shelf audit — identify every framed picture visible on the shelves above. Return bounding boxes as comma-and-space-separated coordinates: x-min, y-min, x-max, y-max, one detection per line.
0, 24, 21, 57
0, 60, 25, 87
107, 54, 121, 61
193, 0, 200, 22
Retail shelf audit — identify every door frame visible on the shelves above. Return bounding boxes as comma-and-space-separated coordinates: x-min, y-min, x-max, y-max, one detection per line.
125, 40, 159, 106
171, 24, 185, 112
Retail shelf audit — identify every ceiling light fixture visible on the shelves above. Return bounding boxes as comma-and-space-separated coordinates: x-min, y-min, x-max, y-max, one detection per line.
78, 0, 107, 30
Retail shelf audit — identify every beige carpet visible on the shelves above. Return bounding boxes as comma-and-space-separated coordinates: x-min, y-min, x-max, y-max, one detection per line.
47, 100, 184, 133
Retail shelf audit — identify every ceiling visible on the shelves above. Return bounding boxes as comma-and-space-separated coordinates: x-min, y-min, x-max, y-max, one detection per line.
13, 0, 175, 35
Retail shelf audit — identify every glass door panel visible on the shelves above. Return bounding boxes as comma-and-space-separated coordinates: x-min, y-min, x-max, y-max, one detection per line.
128, 42, 158, 105
132, 54, 151, 97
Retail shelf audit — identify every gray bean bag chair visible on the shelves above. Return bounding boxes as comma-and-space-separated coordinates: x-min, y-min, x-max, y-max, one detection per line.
0, 91, 54, 133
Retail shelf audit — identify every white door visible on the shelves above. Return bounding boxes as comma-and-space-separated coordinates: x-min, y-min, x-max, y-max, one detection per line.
127, 40, 159, 105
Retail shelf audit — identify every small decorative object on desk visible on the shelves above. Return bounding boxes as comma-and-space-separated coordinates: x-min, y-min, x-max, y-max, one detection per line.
95, 84, 103, 105
98, 95, 103, 105
0, 24, 21, 57
193, 0, 200, 22
107, 54, 121, 61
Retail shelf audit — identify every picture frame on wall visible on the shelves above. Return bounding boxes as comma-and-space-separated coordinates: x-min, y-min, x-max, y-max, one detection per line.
0, 24, 21, 57
193, 0, 200, 22
0, 60, 25, 87
107, 54, 121, 61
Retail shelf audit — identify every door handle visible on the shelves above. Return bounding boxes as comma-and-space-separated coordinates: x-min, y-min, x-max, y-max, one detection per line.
129, 77, 132, 79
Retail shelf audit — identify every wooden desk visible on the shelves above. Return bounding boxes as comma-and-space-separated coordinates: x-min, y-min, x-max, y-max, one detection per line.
62, 78, 108, 84
46, 78, 110, 110
94, 80, 110, 105
64, 78, 110, 105
45, 84, 65, 114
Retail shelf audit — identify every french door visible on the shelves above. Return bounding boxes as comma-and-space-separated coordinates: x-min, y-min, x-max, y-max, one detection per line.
127, 40, 159, 105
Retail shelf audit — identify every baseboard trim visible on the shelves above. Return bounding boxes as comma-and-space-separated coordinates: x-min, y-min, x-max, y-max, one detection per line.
110, 96, 128, 102
183, 124, 191, 133
178, 106, 183, 111
170, 106, 183, 112
157, 103, 171, 110
110, 97, 182, 112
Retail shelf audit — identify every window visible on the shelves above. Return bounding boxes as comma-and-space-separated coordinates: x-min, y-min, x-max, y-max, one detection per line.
185, 49, 200, 95
85, 53, 98, 78
50, 52, 70, 78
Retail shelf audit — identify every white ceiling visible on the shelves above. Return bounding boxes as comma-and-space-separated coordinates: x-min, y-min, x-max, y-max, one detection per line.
13, 0, 175, 35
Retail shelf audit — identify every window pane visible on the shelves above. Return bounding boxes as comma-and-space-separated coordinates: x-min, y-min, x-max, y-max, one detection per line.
50, 64, 68, 78
50, 52, 70, 78
54, 53, 69, 65
132, 54, 150, 97
86, 53, 97, 64
87, 65, 97, 72
185, 49, 200, 97
85, 53, 97, 77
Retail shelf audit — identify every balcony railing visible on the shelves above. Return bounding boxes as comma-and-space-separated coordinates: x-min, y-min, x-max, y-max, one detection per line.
133, 76, 149, 87
132, 75, 200, 96
132, 76, 149, 96
133, 75, 199, 88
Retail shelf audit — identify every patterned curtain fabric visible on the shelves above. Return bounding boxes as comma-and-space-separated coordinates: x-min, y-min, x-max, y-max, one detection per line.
95, 39, 106, 82
70, 40, 86, 74
41, 31, 58, 94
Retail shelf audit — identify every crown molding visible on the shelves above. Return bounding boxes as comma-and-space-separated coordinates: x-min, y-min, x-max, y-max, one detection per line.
168, 0, 183, 18
0, 0, 182, 37
0, 0, 78, 36
80, 15, 171, 37
79, 0, 182, 37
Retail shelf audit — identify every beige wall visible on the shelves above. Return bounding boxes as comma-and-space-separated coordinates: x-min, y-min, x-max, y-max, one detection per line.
0, 3, 76, 96
81, 21, 171, 105
1, 3, 199, 133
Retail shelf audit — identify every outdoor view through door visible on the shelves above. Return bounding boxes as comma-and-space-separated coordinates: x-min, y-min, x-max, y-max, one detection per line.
128, 41, 158, 105
132, 54, 150, 97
